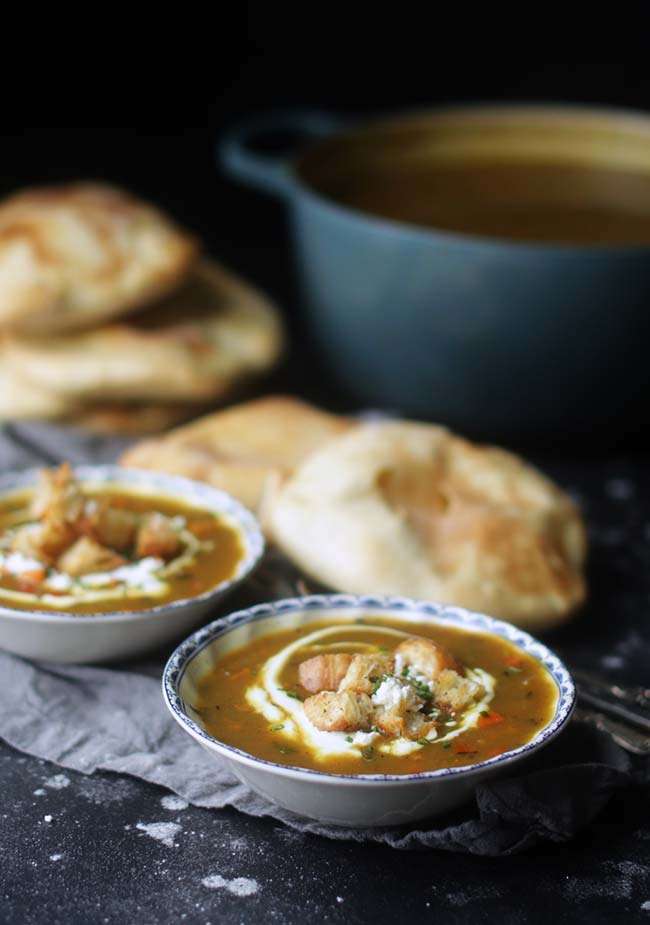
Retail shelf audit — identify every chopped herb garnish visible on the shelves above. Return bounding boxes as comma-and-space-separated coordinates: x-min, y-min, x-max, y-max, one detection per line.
275, 745, 295, 755
401, 665, 410, 677
345, 735, 353, 743
280, 688, 302, 701
361, 745, 375, 761
416, 738, 431, 747
442, 742, 451, 749
270, 723, 285, 731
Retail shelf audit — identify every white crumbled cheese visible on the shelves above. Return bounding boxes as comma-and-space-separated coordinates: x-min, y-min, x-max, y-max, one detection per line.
372, 676, 420, 712
393, 653, 433, 692
81, 557, 164, 593
43, 573, 73, 592
1, 551, 44, 575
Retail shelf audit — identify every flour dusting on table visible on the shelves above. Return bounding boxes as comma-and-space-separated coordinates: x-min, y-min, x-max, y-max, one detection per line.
43, 774, 70, 790
201, 873, 259, 896
135, 821, 181, 848
161, 795, 189, 812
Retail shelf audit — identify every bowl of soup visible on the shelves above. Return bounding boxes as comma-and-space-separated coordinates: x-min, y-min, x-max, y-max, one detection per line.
0, 464, 264, 663
219, 103, 650, 441
163, 594, 575, 826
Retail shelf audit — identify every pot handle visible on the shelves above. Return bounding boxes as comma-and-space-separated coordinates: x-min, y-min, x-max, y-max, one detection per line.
218, 109, 343, 198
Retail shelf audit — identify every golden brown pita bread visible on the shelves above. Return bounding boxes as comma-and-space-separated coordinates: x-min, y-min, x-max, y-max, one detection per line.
120, 395, 351, 511
0, 357, 77, 420
0, 182, 197, 333
67, 402, 208, 435
267, 421, 587, 630
4, 259, 284, 403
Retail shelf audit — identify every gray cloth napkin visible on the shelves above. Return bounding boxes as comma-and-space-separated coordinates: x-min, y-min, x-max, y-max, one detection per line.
0, 422, 643, 856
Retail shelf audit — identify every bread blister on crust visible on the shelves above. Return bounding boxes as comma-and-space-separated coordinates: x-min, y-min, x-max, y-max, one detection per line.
0, 182, 198, 333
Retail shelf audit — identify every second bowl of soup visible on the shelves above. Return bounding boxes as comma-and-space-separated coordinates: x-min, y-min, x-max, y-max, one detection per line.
0, 464, 264, 663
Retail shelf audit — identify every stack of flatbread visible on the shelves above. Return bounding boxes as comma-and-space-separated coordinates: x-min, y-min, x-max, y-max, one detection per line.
0, 183, 284, 433
122, 395, 588, 632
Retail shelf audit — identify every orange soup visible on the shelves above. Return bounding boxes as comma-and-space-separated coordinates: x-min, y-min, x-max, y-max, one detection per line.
194, 617, 558, 775
0, 465, 243, 613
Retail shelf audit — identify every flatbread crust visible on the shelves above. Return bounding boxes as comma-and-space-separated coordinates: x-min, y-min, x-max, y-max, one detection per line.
4, 259, 284, 403
0, 182, 198, 333
67, 402, 208, 435
267, 421, 587, 630
0, 358, 77, 420
120, 395, 351, 512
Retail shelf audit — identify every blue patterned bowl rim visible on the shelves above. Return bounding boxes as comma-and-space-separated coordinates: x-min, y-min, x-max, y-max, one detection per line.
0, 465, 265, 621
162, 594, 576, 783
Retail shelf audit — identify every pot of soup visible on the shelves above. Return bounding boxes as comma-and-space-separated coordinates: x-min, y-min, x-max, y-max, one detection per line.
218, 104, 650, 441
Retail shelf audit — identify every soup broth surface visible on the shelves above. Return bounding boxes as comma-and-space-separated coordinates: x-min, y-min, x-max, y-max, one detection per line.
195, 617, 558, 775
0, 486, 243, 613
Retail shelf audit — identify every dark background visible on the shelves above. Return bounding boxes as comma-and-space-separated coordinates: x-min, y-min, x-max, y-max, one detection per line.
2, 5, 650, 450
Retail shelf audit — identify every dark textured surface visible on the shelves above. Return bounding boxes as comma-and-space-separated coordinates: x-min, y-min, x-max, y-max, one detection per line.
1, 456, 650, 923
1, 740, 649, 925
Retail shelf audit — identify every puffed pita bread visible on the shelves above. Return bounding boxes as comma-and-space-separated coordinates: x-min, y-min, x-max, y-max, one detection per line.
0, 359, 77, 420
67, 402, 208, 435
267, 421, 587, 630
120, 395, 352, 512
0, 348, 204, 432
0, 182, 197, 333
4, 259, 284, 403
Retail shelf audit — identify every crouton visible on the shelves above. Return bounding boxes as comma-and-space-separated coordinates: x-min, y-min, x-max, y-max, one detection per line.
303, 690, 374, 732
371, 675, 423, 737
11, 520, 74, 565
135, 513, 180, 560
81, 500, 137, 551
298, 654, 353, 693
433, 669, 482, 714
394, 637, 460, 681
30, 462, 85, 525
338, 653, 394, 695
57, 536, 125, 577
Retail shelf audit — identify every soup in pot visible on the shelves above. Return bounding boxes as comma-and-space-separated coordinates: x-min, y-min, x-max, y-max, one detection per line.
313, 161, 650, 246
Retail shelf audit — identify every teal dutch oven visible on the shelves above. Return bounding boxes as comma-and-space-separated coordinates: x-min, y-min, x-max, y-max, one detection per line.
219, 104, 650, 441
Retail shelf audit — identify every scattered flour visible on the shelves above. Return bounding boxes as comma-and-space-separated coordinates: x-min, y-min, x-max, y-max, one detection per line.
33, 789, 46, 797
642, 900, 650, 911
49, 854, 63, 862
43, 815, 52, 823
44, 774, 70, 791
161, 795, 189, 812
201, 874, 258, 897
76, 777, 138, 806
600, 654, 625, 670
135, 822, 181, 848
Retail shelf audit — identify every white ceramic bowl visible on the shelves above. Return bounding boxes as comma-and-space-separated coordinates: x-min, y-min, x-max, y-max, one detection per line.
0, 466, 264, 664
163, 594, 576, 827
